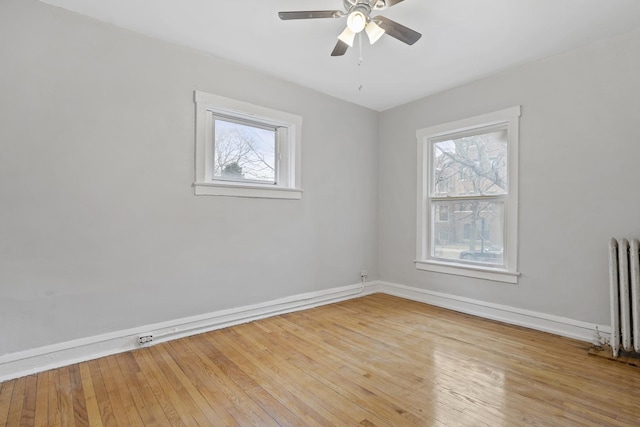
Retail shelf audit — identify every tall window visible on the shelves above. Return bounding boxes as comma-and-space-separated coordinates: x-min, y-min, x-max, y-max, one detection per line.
416, 106, 520, 283
194, 91, 302, 199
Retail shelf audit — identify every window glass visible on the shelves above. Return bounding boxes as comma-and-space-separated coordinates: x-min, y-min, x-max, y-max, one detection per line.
437, 205, 449, 222
433, 129, 507, 197
431, 200, 504, 266
213, 119, 276, 184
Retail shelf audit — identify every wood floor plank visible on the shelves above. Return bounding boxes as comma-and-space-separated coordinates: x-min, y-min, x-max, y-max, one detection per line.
212, 327, 351, 426
131, 349, 194, 427
68, 364, 89, 427
103, 355, 144, 427
113, 352, 166, 427
96, 357, 133, 427
163, 339, 244, 426
57, 367, 76, 427
78, 363, 104, 427
0, 380, 16, 426
304, 303, 550, 422
277, 312, 437, 402
46, 369, 62, 427
182, 335, 281, 426
147, 344, 228, 426
6, 376, 26, 426
87, 359, 116, 427
179, 339, 303, 427
2, 294, 640, 426
19, 375, 37, 426
229, 318, 428, 427
33, 372, 49, 427
238, 322, 410, 426
265, 315, 439, 426
163, 341, 246, 426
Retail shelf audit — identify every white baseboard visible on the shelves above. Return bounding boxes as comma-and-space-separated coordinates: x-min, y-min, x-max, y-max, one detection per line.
0, 279, 609, 382
377, 281, 611, 343
0, 282, 378, 382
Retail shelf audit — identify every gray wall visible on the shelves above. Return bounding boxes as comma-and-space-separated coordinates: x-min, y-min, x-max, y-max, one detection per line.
3, 0, 638, 357
378, 28, 640, 325
0, 0, 378, 354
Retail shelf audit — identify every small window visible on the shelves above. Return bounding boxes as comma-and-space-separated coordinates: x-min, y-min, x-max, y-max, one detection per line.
416, 106, 521, 283
194, 91, 302, 199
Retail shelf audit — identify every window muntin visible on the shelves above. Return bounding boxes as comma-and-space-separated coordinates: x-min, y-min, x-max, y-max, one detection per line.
416, 106, 520, 283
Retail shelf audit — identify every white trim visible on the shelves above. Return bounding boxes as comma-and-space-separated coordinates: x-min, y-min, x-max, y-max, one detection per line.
0, 279, 610, 382
415, 260, 519, 284
0, 282, 378, 382
194, 182, 303, 199
377, 281, 610, 343
416, 106, 522, 139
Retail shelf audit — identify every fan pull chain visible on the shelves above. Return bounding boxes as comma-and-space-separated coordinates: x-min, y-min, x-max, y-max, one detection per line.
358, 33, 364, 92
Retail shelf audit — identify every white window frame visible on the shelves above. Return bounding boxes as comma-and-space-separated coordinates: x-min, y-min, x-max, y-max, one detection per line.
416, 106, 521, 284
194, 90, 303, 199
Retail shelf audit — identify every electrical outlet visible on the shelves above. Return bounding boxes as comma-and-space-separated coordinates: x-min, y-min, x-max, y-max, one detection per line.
360, 270, 368, 279
138, 335, 153, 345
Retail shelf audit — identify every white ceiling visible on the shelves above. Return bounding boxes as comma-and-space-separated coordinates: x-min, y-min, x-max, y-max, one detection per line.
40, 0, 640, 111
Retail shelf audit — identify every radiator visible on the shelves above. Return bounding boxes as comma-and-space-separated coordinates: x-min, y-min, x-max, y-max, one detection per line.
609, 238, 640, 357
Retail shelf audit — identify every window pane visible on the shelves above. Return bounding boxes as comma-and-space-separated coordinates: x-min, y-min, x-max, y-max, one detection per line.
213, 119, 276, 183
432, 200, 504, 266
433, 129, 507, 196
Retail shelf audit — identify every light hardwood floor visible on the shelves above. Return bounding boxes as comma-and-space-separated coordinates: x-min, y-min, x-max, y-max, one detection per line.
1, 293, 640, 426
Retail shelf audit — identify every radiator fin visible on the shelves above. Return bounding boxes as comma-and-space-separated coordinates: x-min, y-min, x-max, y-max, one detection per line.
631, 239, 640, 352
609, 237, 640, 357
609, 238, 621, 357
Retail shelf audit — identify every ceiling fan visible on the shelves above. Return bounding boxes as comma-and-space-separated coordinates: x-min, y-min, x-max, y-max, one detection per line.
278, 0, 422, 56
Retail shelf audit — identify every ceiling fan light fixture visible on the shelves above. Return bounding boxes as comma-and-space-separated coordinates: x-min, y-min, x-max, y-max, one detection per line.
279, 0, 422, 57
365, 21, 385, 44
337, 27, 356, 47
346, 10, 367, 33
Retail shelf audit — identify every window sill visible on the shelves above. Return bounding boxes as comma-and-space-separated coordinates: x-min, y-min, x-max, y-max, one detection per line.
415, 260, 520, 284
194, 182, 302, 199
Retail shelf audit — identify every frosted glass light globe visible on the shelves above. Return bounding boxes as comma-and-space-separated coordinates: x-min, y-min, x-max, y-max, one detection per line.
347, 11, 366, 33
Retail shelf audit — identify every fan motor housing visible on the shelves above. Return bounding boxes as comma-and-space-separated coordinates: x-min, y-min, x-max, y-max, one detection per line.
344, 0, 388, 11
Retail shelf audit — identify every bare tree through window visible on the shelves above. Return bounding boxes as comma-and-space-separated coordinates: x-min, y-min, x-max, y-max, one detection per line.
432, 129, 507, 265
214, 119, 276, 183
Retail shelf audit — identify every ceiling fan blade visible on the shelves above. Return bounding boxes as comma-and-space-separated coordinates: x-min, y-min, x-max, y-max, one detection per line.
373, 15, 422, 45
278, 10, 344, 20
331, 40, 350, 56
385, 0, 406, 7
